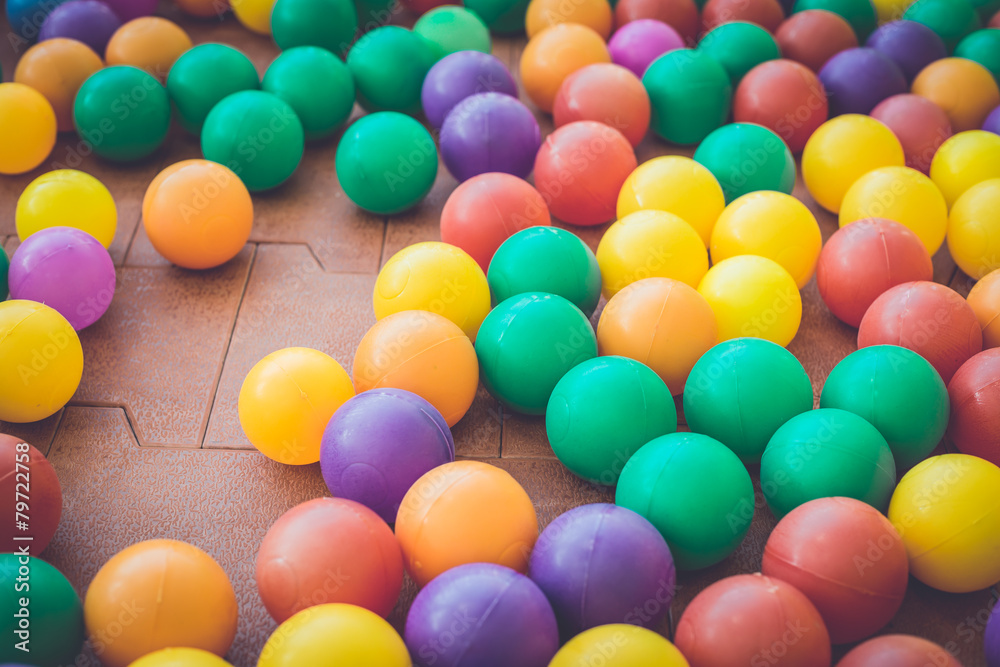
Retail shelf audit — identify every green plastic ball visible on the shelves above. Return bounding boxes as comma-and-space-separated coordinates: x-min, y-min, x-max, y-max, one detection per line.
335, 111, 438, 214
903, 0, 982, 52
547, 356, 677, 485
792, 0, 879, 40
465, 0, 530, 33
73, 66, 171, 162
347, 26, 438, 114
262, 47, 355, 141
272, 0, 359, 57
760, 408, 897, 518
167, 43, 260, 135
642, 49, 732, 146
0, 555, 85, 666
615, 432, 754, 570
201, 90, 305, 192
819, 345, 949, 470
693, 123, 796, 203
488, 227, 602, 317
414, 6, 492, 59
971, 0, 1000, 20
475, 292, 597, 415
955, 29, 1000, 83
1, 249, 9, 300
355, 0, 396, 24
684, 338, 813, 464
698, 22, 781, 85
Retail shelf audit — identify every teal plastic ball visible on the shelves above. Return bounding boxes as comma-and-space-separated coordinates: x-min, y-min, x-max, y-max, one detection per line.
347, 26, 438, 114
693, 122, 796, 203
414, 6, 491, 59
465, 0, 530, 33
643, 49, 732, 146
902, 0, 982, 52
1, 248, 9, 299
955, 29, 1000, 82
698, 21, 781, 85
167, 43, 260, 135
271, 0, 359, 57
262, 46, 355, 141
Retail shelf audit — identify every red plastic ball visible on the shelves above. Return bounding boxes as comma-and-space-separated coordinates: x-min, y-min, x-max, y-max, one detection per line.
870, 94, 953, 175
675, 573, 832, 667
991, 9, 1000, 27
762, 497, 908, 644
837, 635, 962, 667
614, 0, 701, 45
859, 281, 983, 384
702, 0, 785, 33
775, 10, 858, 72
947, 348, 1000, 466
534, 121, 637, 226
553, 63, 651, 148
816, 219, 933, 328
734, 59, 828, 152
0, 434, 61, 555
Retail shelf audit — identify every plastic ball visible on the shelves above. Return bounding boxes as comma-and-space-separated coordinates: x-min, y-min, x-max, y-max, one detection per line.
871, 94, 953, 174
464, 0, 530, 33
257, 604, 410, 667
733, 59, 828, 153
520, 24, 611, 113
616, 155, 726, 244
441, 173, 550, 272
101, 0, 157, 20
702, 0, 785, 32
105, 17, 192, 80
838, 635, 963, 667
0, 555, 83, 666
616, 432, 754, 570
176, 0, 231, 16
930, 130, 1000, 207
643, 48, 732, 145
271, 0, 358, 56
697, 22, 781, 87
793, 0, 878, 38
232, 0, 277, 33
256, 498, 404, 622
336, 112, 437, 214
0, 300, 83, 423
74, 66, 171, 162
13, 39, 101, 134
396, 460, 539, 587
684, 337, 813, 463
607, 19, 685, 79
405, 564, 559, 667
819, 48, 907, 116
238, 347, 355, 465
913, 58, 1000, 132
441, 93, 540, 182
550, 625, 689, 667
866, 20, 948, 82
989, 601, 1000, 666
347, 26, 438, 114
693, 122, 796, 203
957, 29, 1000, 83
0, 250, 7, 299
614, 0, 701, 43
0, 83, 56, 175
949, 177, 1000, 278
421, 51, 517, 130
802, 114, 905, 212
969, 268, 1000, 347
16, 169, 117, 248
534, 121, 638, 226
142, 159, 253, 270
527, 0, 612, 37
985, 104, 1000, 133
0, 435, 61, 554
947, 348, 1000, 464
84, 540, 237, 667
553, 64, 651, 148
697, 255, 802, 347
546, 357, 677, 484
374, 242, 490, 340
528, 504, 676, 638
128, 648, 234, 667
903, 0, 982, 51
596, 210, 709, 299
859, 281, 983, 383
401, 0, 450, 14
414, 9, 489, 61
487, 227, 601, 317
262, 46, 354, 141
167, 43, 260, 135
775, 9, 859, 72
38, 0, 120, 55
6, 0, 70, 40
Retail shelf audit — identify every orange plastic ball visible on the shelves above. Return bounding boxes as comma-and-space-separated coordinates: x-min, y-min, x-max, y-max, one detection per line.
614, 0, 701, 44
597, 277, 718, 394
105, 17, 193, 80
775, 9, 858, 72
14, 38, 104, 133
702, 0, 785, 33
142, 159, 253, 269
526, 0, 613, 38
553, 63, 651, 148
969, 268, 1000, 349
352, 310, 479, 427
912, 57, 1000, 133
176, 0, 231, 17
395, 460, 539, 587
520, 24, 611, 113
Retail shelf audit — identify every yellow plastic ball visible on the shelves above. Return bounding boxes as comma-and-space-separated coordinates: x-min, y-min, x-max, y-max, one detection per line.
596, 210, 709, 299
802, 114, 905, 213
839, 166, 949, 255
930, 130, 1000, 209
0, 82, 57, 175
888, 454, 1000, 593
257, 603, 410, 667
550, 624, 690, 667
617, 156, 726, 245
0, 300, 84, 423
872, 0, 914, 22
374, 241, 491, 341
697, 255, 802, 347
231, 0, 277, 33
129, 648, 234, 667
16, 170, 118, 248
948, 178, 1000, 280
238, 347, 354, 465
710, 192, 822, 289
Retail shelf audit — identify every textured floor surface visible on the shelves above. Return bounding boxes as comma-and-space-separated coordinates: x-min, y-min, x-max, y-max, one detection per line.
1, 4, 996, 666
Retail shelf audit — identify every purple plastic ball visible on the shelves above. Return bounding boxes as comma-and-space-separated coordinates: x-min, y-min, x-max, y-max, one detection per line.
38, 0, 121, 54
320, 388, 454, 524
866, 20, 948, 82
988, 598, 1000, 667
8, 227, 116, 331
984, 105, 1000, 134
527, 503, 676, 640
608, 19, 685, 78
421, 51, 518, 130
440, 92, 541, 182
404, 563, 559, 667
818, 47, 908, 116
98, 0, 157, 21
